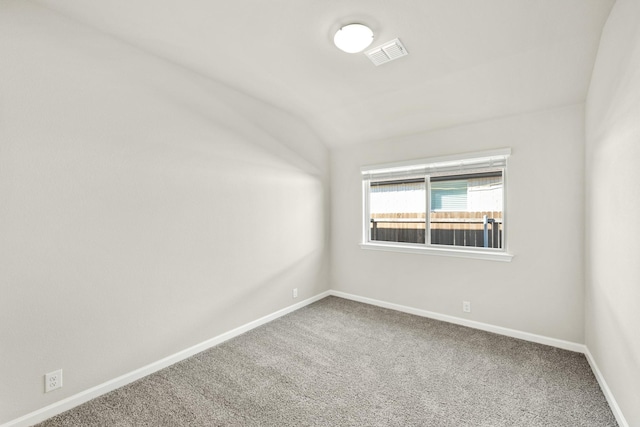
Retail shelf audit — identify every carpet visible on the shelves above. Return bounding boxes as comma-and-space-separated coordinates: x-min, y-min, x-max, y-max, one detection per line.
35, 296, 618, 426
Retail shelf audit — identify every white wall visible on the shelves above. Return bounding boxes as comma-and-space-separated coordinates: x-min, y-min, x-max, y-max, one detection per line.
0, 1, 329, 423
331, 105, 585, 343
585, 0, 640, 424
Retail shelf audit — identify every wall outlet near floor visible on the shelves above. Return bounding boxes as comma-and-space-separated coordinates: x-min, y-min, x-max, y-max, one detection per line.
462, 301, 471, 313
45, 369, 63, 392
292, 288, 298, 299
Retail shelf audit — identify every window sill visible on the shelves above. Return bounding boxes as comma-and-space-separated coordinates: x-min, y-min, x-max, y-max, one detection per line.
360, 242, 514, 262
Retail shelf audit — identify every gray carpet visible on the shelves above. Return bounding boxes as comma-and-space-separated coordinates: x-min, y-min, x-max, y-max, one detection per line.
36, 296, 617, 426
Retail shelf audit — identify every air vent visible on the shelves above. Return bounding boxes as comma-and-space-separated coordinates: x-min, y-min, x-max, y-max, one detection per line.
365, 38, 408, 66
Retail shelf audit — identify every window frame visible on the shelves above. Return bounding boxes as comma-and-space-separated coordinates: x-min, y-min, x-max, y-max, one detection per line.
361, 149, 513, 262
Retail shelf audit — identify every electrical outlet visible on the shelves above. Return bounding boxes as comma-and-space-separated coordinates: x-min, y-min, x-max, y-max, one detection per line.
292, 288, 298, 298
45, 369, 63, 393
462, 301, 471, 313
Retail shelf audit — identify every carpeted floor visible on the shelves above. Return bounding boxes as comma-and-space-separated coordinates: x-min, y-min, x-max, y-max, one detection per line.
36, 296, 618, 426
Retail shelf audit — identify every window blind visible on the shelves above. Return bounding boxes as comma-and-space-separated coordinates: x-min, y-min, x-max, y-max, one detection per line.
361, 149, 510, 181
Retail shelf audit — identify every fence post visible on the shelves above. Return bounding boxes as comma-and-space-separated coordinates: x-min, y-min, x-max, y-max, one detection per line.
483, 215, 488, 248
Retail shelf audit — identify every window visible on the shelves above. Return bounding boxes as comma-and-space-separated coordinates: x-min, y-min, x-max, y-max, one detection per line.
361, 149, 512, 261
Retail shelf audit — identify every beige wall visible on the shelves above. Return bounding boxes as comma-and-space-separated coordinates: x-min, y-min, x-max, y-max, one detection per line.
0, 2, 329, 423
585, 0, 640, 425
331, 105, 586, 343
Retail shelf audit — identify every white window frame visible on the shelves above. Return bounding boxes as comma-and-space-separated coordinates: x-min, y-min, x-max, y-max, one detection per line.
361, 148, 513, 262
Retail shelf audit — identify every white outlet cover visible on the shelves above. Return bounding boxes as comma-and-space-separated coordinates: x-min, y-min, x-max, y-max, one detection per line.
45, 369, 63, 392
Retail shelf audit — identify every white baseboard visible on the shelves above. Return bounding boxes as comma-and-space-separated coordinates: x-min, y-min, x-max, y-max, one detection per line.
2, 291, 331, 427
330, 290, 586, 352
583, 348, 629, 427
4, 289, 629, 427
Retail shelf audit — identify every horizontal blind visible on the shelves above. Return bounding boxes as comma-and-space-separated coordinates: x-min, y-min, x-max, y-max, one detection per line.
362, 167, 428, 182
361, 150, 509, 181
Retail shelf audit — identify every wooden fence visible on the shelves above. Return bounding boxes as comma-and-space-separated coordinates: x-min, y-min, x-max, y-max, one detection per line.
370, 212, 502, 248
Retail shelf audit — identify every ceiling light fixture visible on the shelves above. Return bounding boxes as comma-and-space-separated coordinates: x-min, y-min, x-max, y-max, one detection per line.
333, 24, 374, 53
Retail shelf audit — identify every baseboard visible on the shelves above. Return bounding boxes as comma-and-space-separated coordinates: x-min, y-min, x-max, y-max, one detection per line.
2, 291, 331, 427
5, 289, 629, 427
583, 348, 629, 427
329, 290, 585, 352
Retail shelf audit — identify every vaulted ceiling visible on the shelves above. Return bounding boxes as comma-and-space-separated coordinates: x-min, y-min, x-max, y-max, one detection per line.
37, 0, 614, 147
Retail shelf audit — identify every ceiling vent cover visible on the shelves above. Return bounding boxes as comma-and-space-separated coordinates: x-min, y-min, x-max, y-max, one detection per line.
365, 38, 408, 66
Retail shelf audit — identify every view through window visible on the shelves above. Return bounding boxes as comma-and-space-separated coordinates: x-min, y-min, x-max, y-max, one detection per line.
364, 151, 508, 252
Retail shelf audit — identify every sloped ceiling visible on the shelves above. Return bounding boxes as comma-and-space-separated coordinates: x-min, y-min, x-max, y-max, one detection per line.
37, 0, 614, 147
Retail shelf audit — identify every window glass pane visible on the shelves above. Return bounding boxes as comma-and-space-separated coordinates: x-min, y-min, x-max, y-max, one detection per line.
430, 173, 503, 248
370, 179, 426, 244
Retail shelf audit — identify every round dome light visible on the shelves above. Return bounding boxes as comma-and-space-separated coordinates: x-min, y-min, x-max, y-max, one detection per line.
333, 24, 374, 53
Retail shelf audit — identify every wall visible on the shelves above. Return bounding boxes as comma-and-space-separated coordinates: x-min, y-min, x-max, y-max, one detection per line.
331, 105, 585, 343
0, 1, 329, 423
585, 0, 640, 424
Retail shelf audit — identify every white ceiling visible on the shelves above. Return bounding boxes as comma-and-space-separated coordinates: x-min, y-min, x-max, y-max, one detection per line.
37, 0, 614, 147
